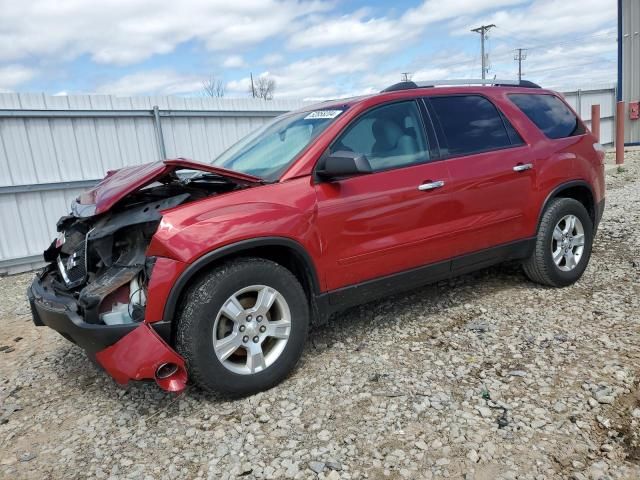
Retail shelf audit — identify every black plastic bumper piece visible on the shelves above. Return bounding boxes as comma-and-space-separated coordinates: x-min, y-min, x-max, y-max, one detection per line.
28, 273, 172, 354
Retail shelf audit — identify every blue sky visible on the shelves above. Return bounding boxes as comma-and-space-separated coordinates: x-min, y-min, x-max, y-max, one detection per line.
0, 0, 617, 99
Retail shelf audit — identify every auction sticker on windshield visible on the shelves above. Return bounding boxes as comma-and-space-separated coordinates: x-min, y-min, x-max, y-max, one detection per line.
304, 110, 344, 120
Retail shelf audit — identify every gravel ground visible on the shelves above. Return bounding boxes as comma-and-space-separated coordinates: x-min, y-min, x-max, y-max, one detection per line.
1, 152, 639, 480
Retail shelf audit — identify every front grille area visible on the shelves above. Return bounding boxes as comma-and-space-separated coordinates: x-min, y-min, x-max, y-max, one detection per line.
58, 241, 87, 288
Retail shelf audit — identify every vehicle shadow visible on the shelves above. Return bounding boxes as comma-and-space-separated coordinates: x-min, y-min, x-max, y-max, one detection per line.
192, 260, 535, 404
308, 260, 529, 341
42, 260, 539, 417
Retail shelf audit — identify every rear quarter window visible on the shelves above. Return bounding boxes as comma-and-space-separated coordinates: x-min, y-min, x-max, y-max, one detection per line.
508, 93, 585, 139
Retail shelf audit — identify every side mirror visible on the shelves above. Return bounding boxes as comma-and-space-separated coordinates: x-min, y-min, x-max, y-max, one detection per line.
316, 151, 372, 180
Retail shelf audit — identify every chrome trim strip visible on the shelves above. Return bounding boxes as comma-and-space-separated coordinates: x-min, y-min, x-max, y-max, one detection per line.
57, 255, 73, 286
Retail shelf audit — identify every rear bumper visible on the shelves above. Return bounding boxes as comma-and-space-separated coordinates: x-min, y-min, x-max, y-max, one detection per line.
28, 270, 186, 392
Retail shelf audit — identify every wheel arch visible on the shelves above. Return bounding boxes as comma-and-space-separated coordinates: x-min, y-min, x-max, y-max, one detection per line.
538, 181, 596, 229
162, 237, 323, 327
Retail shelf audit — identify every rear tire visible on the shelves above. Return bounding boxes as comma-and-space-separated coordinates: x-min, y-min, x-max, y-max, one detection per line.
523, 198, 593, 287
175, 257, 309, 396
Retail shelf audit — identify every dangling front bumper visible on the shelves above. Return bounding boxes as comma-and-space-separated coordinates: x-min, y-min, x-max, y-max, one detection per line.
28, 260, 188, 393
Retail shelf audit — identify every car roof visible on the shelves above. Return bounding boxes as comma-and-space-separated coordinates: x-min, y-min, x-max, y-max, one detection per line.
297, 83, 556, 114
294, 95, 375, 113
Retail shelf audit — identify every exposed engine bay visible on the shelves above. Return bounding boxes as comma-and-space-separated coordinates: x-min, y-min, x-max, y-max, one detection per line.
39, 170, 245, 326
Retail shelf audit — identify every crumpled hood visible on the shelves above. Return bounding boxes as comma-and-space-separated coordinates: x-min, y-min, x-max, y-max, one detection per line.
74, 158, 262, 217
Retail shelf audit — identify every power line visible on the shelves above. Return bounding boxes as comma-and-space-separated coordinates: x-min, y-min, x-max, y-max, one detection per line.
470, 35, 616, 74
471, 24, 496, 79
488, 34, 616, 64
398, 31, 615, 82
503, 30, 616, 51
525, 58, 615, 75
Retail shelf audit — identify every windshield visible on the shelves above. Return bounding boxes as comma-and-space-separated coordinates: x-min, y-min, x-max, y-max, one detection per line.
210, 108, 345, 181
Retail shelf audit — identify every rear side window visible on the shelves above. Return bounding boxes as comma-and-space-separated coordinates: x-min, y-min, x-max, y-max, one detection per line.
508, 94, 585, 139
428, 95, 516, 157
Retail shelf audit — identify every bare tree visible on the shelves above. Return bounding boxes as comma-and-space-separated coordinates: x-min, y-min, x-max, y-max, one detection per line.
202, 75, 225, 97
249, 74, 276, 100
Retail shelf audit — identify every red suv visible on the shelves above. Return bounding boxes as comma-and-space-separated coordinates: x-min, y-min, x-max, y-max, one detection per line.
29, 80, 605, 395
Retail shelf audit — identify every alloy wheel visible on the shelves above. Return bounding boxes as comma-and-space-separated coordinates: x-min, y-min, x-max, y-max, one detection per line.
212, 285, 291, 375
551, 214, 586, 272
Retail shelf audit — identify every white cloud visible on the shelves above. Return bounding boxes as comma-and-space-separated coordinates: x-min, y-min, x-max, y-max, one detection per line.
490, 31, 618, 90
454, 0, 616, 43
95, 70, 204, 96
0, 0, 617, 96
0, 0, 331, 66
223, 55, 247, 69
0, 65, 36, 91
278, 0, 531, 97
288, 0, 526, 50
276, 0, 616, 98
227, 52, 374, 99
288, 11, 403, 50
404, 0, 527, 27
262, 53, 285, 66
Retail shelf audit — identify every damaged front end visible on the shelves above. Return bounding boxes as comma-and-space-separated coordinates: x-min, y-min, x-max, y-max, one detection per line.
44, 192, 188, 328
28, 159, 262, 392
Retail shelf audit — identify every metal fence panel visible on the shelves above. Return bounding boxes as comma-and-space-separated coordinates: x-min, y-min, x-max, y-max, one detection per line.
562, 87, 616, 145
0, 92, 308, 273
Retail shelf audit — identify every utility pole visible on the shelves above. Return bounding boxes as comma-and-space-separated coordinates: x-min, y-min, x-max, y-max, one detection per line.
471, 24, 495, 79
400, 72, 412, 82
250, 72, 256, 98
514, 48, 527, 81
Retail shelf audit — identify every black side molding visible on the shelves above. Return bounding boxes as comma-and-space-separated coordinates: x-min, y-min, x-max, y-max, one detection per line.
321, 238, 535, 315
163, 237, 536, 327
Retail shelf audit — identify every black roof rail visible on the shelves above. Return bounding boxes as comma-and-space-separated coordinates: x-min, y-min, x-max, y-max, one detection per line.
381, 81, 419, 92
381, 78, 541, 93
493, 80, 541, 88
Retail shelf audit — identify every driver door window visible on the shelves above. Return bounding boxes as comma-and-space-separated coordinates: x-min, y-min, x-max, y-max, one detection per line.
331, 101, 430, 171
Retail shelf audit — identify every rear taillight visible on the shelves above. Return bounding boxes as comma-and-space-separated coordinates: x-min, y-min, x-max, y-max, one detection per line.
593, 142, 606, 164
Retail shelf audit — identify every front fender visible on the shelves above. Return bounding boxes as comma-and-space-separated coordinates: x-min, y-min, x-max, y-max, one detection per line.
148, 201, 317, 262
146, 179, 319, 264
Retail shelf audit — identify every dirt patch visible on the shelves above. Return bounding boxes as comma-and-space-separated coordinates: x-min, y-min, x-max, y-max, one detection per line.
617, 380, 640, 464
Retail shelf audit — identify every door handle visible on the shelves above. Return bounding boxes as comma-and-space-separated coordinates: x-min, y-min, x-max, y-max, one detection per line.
418, 180, 445, 191
513, 163, 533, 172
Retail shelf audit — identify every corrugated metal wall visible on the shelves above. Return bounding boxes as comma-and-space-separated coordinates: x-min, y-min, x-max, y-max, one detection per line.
562, 87, 616, 145
0, 93, 308, 273
622, 0, 640, 143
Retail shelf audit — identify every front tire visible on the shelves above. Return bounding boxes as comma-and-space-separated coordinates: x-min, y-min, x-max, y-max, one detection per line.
175, 257, 309, 396
523, 198, 594, 287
